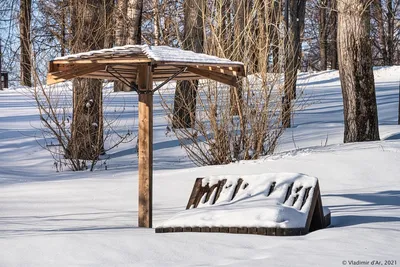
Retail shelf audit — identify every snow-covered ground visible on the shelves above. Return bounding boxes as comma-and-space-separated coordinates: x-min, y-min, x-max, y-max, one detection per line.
1, 67, 400, 266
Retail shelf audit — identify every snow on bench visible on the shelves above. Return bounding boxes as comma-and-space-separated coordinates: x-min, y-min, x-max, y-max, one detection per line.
156, 173, 331, 236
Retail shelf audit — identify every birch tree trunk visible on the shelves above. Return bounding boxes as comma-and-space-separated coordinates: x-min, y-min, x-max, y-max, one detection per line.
114, 0, 143, 92
126, 0, 143, 45
153, 0, 160, 46
19, 0, 32, 87
337, 0, 380, 142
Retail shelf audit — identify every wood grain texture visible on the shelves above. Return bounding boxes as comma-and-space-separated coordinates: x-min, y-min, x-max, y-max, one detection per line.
138, 64, 153, 228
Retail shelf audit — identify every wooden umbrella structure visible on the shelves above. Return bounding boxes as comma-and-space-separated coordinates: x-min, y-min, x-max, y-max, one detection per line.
47, 45, 246, 228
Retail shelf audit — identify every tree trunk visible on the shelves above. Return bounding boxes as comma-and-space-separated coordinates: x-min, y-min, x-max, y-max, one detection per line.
329, 0, 338, 70
319, 0, 328, 70
386, 0, 394, 65
115, 0, 128, 48
127, 0, 143, 45
283, 0, 306, 128
153, 0, 160, 45
60, 0, 66, 56
68, 0, 106, 162
270, 0, 280, 73
337, 0, 380, 142
104, 0, 115, 49
114, 0, 142, 92
114, 0, 128, 93
172, 0, 203, 128
229, 0, 246, 116
19, 0, 32, 87
374, 0, 388, 65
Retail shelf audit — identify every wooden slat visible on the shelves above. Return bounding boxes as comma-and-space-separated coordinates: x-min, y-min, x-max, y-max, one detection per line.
152, 73, 202, 79
231, 178, 243, 200
192, 226, 201, 232
267, 228, 277, 236
304, 181, 324, 233
201, 227, 210, 232
79, 74, 135, 82
238, 227, 248, 234
153, 76, 202, 81
268, 181, 276, 196
257, 227, 267, 235
248, 227, 257, 235
220, 227, 229, 233
211, 227, 220, 232
229, 227, 238, 234
213, 179, 227, 204
186, 178, 203, 209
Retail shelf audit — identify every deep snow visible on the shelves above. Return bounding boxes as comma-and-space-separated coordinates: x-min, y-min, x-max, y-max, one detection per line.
0, 67, 400, 266
160, 173, 319, 228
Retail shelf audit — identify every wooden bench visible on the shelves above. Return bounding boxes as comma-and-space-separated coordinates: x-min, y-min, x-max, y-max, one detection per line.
156, 174, 331, 236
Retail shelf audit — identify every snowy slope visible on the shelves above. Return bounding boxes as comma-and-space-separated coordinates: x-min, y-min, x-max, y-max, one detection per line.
0, 67, 400, 267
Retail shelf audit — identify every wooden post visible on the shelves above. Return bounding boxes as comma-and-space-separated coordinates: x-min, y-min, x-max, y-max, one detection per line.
137, 64, 153, 228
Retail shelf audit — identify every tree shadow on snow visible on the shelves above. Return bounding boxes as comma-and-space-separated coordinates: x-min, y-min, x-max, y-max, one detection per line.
0, 211, 142, 238
384, 133, 400, 141
324, 190, 400, 228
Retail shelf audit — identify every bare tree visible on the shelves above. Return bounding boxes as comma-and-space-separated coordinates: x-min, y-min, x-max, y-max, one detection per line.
19, 0, 32, 86
337, 0, 380, 142
161, 0, 299, 166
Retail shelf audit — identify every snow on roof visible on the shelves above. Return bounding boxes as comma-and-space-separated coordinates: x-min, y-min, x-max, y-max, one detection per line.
54, 45, 244, 66
158, 173, 323, 229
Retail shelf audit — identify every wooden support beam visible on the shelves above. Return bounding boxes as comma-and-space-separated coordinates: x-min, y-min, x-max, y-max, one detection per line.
185, 66, 238, 87
137, 64, 153, 228
53, 58, 152, 64
47, 64, 106, 85
197, 66, 239, 76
